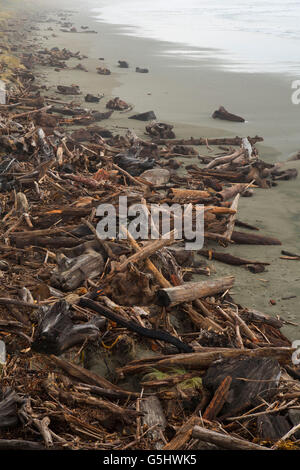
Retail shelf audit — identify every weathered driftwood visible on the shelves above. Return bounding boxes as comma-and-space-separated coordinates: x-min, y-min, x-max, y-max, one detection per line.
153, 136, 263, 146
156, 276, 235, 306
192, 426, 270, 450
129, 111, 156, 121
224, 193, 239, 240
31, 300, 104, 355
198, 249, 270, 267
216, 183, 248, 202
231, 231, 282, 245
206, 149, 245, 169
169, 187, 211, 201
43, 355, 138, 397
116, 230, 177, 273
141, 396, 167, 449
118, 347, 292, 375
203, 357, 281, 418
212, 106, 245, 123
50, 249, 104, 291
79, 297, 193, 353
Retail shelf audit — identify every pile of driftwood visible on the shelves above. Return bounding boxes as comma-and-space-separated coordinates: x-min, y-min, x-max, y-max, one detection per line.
0, 9, 300, 452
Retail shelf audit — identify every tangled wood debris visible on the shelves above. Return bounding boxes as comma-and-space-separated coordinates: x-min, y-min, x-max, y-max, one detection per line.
0, 8, 300, 452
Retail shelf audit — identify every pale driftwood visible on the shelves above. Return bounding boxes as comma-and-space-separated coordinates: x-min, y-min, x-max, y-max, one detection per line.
157, 276, 235, 306
116, 229, 178, 273
206, 149, 244, 170
224, 193, 240, 241
141, 396, 167, 450
32, 300, 104, 355
192, 426, 270, 450
120, 225, 171, 288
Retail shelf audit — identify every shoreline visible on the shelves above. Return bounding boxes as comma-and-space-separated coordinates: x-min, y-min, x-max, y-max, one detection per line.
23, 1, 300, 340
0, 1, 300, 450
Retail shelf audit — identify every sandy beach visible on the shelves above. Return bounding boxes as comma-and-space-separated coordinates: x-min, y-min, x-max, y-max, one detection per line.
13, 0, 299, 339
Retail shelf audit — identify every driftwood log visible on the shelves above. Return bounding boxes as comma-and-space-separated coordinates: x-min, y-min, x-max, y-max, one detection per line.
192, 426, 270, 450
203, 356, 281, 418
212, 106, 245, 123
156, 276, 235, 306
50, 249, 104, 291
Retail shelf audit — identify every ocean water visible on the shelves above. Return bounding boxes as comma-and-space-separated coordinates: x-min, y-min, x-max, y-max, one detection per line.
92, 0, 300, 75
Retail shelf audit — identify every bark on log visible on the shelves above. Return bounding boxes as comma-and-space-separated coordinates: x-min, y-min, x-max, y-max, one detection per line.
156, 276, 235, 306
118, 346, 293, 375
231, 231, 281, 245
141, 396, 167, 450
192, 426, 270, 450
198, 249, 270, 266
216, 183, 248, 202
203, 376, 232, 421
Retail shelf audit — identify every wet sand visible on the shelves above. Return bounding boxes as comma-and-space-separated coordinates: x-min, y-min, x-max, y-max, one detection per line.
16, 0, 300, 339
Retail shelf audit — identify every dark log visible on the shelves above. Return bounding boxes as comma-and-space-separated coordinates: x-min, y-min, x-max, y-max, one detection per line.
212, 106, 245, 123
79, 297, 193, 353
156, 276, 235, 306
129, 111, 156, 121
231, 231, 281, 245
247, 264, 266, 273
235, 219, 260, 231
257, 414, 291, 441
118, 60, 129, 68
198, 249, 270, 267
192, 426, 270, 450
50, 249, 104, 291
0, 389, 25, 428
0, 440, 45, 450
203, 357, 281, 418
31, 300, 105, 355
136, 67, 149, 73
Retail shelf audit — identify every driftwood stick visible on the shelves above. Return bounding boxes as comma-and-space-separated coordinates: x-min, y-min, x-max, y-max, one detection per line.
157, 276, 235, 306
203, 376, 232, 421
224, 193, 239, 241
192, 426, 270, 450
116, 229, 178, 273
120, 225, 171, 288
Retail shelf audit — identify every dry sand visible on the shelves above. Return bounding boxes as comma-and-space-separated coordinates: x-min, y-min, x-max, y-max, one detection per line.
10, 0, 300, 339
